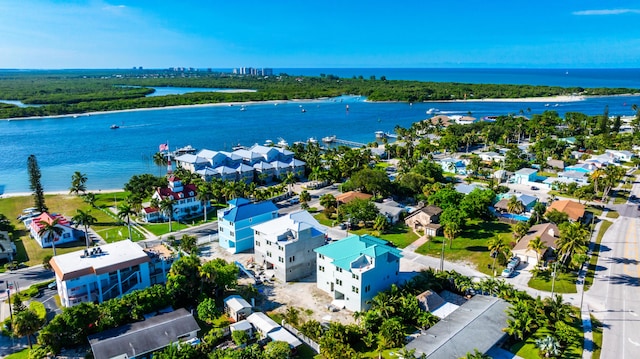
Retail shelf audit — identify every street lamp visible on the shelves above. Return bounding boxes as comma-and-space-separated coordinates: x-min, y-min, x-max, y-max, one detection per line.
439, 237, 447, 272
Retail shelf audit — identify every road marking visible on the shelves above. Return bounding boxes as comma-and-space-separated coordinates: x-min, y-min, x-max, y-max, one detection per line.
629, 338, 640, 347
624, 218, 639, 277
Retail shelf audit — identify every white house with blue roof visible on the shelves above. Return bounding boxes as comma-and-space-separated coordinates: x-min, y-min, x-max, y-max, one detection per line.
218, 198, 279, 254
252, 210, 327, 282
314, 234, 402, 312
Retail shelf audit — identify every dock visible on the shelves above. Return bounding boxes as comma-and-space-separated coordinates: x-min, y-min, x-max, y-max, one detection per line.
331, 138, 367, 147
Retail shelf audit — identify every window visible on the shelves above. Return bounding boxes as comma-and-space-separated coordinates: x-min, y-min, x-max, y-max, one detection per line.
278, 256, 284, 263
365, 284, 371, 293
289, 256, 295, 262
352, 273, 359, 280
229, 231, 235, 237
352, 286, 359, 293
319, 266, 325, 272
337, 267, 342, 273
336, 279, 342, 286
266, 240, 272, 246
267, 251, 272, 258
319, 254, 324, 259
255, 241, 260, 246
278, 245, 283, 251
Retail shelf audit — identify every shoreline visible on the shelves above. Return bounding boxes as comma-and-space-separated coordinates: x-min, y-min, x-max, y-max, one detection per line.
1, 188, 123, 199
3, 93, 637, 122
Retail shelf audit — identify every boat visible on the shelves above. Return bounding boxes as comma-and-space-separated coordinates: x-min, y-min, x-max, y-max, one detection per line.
110, 124, 119, 129
277, 138, 288, 147
545, 103, 550, 107
301, 108, 307, 113
375, 130, 386, 139
264, 139, 274, 146
240, 105, 246, 111
426, 108, 439, 115
322, 135, 336, 143
174, 145, 197, 156
308, 137, 318, 144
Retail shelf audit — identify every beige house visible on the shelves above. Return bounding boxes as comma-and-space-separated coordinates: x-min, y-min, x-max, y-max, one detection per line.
404, 205, 443, 237
512, 223, 560, 266
546, 200, 585, 222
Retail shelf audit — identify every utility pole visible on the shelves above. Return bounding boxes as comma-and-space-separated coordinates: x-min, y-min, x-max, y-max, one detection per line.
550, 261, 557, 298
440, 237, 446, 272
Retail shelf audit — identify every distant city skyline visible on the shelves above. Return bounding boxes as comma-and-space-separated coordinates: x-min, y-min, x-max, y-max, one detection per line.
2, 0, 640, 69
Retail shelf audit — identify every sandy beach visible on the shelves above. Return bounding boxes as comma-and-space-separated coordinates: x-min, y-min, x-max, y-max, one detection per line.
0, 93, 606, 121
1, 189, 123, 199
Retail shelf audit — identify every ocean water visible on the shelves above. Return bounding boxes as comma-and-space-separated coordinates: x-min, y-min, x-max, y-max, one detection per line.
1, 68, 639, 195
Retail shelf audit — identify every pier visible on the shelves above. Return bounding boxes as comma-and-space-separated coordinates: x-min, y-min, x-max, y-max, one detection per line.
322, 135, 367, 148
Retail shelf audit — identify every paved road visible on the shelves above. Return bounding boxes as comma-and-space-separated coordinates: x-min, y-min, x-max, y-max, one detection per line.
586, 180, 640, 359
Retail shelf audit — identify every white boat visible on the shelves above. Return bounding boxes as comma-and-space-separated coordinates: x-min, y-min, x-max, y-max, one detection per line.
308, 137, 318, 144
277, 138, 288, 147
174, 145, 197, 156
375, 131, 386, 139
322, 135, 336, 143
110, 124, 119, 129
240, 105, 246, 111
264, 139, 274, 146
426, 108, 439, 115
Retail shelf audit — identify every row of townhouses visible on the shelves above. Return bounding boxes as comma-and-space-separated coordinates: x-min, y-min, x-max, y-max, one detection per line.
175, 144, 306, 184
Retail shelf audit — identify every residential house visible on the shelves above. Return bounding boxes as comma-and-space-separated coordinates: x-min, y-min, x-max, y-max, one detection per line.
335, 191, 373, 204
27, 212, 77, 249
246, 312, 302, 348
148, 176, 202, 222
429, 115, 453, 127
0, 231, 15, 262
454, 183, 486, 195
140, 242, 177, 286
512, 168, 538, 184
404, 205, 443, 237
511, 223, 560, 266
439, 158, 466, 174
50, 240, 156, 307
374, 200, 407, 224
546, 159, 565, 170
314, 234, 402, 312
605, 149, 635, 162
494, 193, 538, 213
224, 295, 253, 321
478, 151, 505, 164
252, 210, 327, 282
546, 200, 586, 223
218, 198, 279, 254
406, 295, 509, 359
88, 308, 200, 359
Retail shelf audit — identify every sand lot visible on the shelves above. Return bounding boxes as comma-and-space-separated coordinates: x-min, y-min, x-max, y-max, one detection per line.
200, 241, 432, 326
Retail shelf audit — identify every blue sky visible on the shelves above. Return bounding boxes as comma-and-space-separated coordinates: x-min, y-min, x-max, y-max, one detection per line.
2, 0, 640, 69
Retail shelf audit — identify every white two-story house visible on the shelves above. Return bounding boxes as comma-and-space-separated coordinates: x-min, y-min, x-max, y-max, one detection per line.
314, 234, 402, 312
252, 210, 327, 282
50, 240, 155, 307
27, 212, 77, 248
147, 176, 202, 222
218, 198, 279, 254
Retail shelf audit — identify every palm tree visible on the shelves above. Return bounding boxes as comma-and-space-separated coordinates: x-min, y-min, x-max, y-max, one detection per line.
589, 168, 605, 194
527, 236, 546, 267
319, 193, 337, 210
283, 172, 296, 195
487, 236, 510, 276
159, 197, 175, 232
38, 217, 64, 256
117, 202, 137, 240
153, 152, 168, 167
513, 221, 530, 241
507, 195, 525, 214
12, 309, 44, 349
69, 171, 88, 195
557, 222, 590, 266
72, 209, 97, 248
197, 182, 212, 222
299, 190, 311, 209
82, 192, 97, 207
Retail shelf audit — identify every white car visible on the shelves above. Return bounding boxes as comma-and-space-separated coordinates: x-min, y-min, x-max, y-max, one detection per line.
501, 267, 515, 278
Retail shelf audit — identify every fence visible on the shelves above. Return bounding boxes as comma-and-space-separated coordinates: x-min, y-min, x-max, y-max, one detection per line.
281, 321, 321, 353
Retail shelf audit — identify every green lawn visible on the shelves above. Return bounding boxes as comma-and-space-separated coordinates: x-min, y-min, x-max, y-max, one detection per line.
613, 190, 630, 204
538, 171, 558, 178
527, 268, 578, 294
5, 348, 31, 359
313, 212, 337, 227
605, 210, 619, 219
591, 316, 604, 359
415, 220, 513, 274
584, 220, 612, 290
586, 205, 603, 217
512, 323, 583, 359
350, 223, 419, 248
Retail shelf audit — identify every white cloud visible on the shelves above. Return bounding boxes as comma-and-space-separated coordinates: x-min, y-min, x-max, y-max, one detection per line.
573, 9, 640, 16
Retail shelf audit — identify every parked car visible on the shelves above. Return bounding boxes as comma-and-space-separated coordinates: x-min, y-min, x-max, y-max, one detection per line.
501, 267, 515, 278
507, 256, 521, 270
289, 197, 300, 205
47, 282, 57, 290
530, 186, 539, 190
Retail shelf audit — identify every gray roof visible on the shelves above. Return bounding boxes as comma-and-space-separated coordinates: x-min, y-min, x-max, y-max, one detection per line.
88, 308, 200, 359
407, 295, 509, 358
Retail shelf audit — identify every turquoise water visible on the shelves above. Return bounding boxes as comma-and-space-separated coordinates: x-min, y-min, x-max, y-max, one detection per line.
1, 68, 640, 194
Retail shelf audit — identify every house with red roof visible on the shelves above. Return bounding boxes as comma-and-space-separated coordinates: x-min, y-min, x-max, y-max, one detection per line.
27, 212, 76, 248
143, 176, 203, 222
